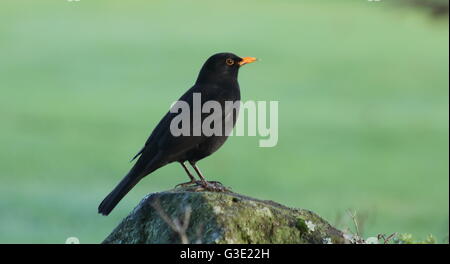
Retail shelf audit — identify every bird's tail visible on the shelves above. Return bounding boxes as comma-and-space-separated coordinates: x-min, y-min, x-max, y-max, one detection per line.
98, 151, 162, 215
98, 172, 142, 216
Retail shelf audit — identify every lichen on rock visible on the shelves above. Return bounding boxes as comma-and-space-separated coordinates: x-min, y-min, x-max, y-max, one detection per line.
102, 185, 350, 244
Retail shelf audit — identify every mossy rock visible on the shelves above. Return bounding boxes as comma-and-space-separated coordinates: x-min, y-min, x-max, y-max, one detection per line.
102, 186, 349, 244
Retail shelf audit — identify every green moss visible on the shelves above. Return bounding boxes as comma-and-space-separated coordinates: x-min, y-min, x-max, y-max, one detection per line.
394, 233, 438, 244
296, 218, 308, 233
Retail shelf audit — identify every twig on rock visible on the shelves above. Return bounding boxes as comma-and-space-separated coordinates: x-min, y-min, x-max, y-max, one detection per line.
151, 198, 192, 244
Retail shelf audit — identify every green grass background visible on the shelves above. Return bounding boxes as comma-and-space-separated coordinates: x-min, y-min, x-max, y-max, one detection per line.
0, 0, 448, 243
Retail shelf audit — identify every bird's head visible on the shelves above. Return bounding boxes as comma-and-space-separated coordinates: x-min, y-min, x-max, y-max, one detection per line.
196, 52, 256, 84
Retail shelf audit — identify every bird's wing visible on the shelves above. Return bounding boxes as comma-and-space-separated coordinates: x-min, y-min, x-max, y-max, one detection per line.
130, 84, 213, 162
130, 147, 144, 162
129, 110, 170, 162
130, 111, 171, 162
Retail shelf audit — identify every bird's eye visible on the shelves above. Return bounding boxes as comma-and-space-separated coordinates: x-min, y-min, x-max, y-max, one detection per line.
226, 58, 234, 66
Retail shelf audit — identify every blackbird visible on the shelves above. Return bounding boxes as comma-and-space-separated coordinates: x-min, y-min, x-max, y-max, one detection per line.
98, 52, 256, 215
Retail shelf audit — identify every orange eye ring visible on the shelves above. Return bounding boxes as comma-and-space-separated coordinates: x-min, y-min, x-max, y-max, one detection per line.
226, 58, 234, 66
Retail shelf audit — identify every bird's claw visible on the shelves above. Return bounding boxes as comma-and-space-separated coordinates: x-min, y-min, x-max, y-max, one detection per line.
199, 180, 230, 192
174, 180, 230, 192
174, 180, 202, 188
206, 180, 223, 185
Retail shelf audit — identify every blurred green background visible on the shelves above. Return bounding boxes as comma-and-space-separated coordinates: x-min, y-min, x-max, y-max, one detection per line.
0, 0, 448, 243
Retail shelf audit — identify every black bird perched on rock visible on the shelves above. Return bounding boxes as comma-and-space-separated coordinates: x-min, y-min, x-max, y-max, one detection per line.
98, 52, 256, 215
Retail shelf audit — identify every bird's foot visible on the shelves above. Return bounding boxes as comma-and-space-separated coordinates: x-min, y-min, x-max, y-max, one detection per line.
174, 180, 202, 188
174, 180, 231, 192
206, 180, 224, 185
198, 180, 231, 192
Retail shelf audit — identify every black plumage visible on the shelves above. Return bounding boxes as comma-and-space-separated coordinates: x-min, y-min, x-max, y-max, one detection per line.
98, 52, 256, 215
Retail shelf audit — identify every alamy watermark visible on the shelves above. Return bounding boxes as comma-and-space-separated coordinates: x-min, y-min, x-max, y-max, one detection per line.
169, 93, 278, 147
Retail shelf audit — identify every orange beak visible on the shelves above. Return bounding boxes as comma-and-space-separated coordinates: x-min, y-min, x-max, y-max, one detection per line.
239, 57, 257, 66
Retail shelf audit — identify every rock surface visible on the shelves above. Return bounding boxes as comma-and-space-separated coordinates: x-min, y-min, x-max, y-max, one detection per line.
102, 185, 349, 244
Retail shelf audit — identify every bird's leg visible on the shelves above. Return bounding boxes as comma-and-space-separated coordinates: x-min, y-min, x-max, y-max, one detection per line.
189, 161, 228, 192
181, 162, 196, 182
175, 162, 200, 188
189, 161, 208, 184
